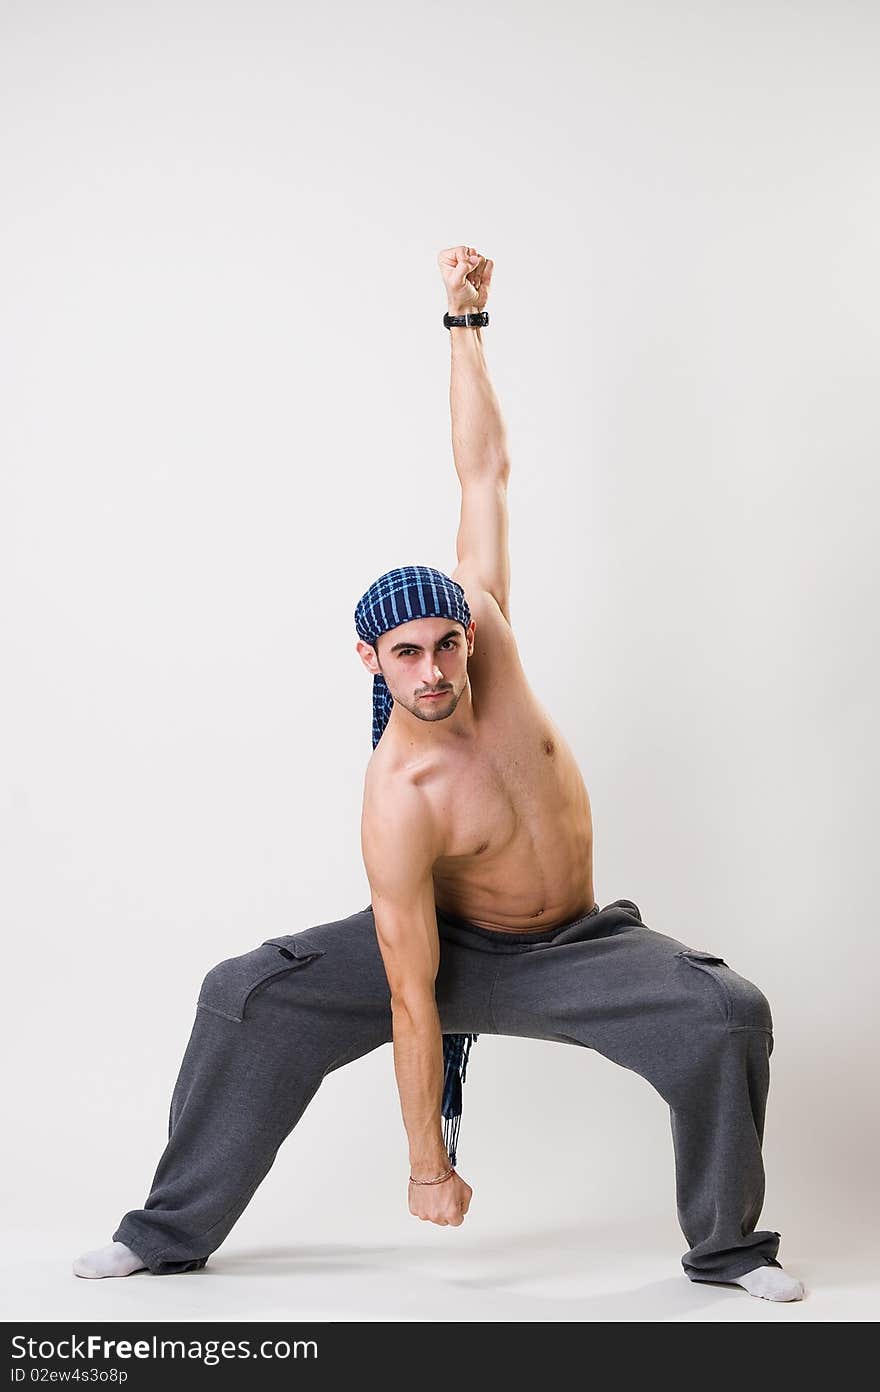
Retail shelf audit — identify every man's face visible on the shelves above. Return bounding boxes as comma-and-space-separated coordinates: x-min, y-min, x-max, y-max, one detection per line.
357, 616, 476, 729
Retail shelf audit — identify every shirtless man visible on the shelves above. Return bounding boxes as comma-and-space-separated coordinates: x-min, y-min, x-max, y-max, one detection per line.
74, 246, 803, 1301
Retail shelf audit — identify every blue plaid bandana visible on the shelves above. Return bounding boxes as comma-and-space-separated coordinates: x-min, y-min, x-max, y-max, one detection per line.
354, 563, 478, 1167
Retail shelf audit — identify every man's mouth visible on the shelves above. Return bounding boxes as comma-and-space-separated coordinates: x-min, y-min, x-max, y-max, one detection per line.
420, 690, 450, 699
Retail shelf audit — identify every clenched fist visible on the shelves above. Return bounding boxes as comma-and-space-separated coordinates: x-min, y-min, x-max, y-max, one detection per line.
408, 1168, 473, 1227
438, 245, 494, 315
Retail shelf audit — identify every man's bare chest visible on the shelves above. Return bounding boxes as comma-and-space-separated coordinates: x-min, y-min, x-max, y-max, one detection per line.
426, 718, 569, 864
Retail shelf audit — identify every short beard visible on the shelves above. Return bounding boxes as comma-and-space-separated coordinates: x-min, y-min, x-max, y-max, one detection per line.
408, 686, 460, 723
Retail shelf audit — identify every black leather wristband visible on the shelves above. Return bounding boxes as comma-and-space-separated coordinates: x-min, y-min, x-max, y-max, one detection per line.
443, 310, 489, 329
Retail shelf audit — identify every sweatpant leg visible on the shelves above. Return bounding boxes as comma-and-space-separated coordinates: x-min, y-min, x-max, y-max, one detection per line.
489, 899, 783, 1284
111, 907, 391, 1273
112, 905, 498, 1274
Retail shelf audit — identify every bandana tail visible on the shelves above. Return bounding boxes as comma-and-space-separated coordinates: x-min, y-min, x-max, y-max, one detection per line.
371, 673, 394, 749
441, 1031, 479, 1168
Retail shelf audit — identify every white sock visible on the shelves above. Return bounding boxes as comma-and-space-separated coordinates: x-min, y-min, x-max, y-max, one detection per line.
72, 1241, 148, 1279
731, 1264, 805, 1301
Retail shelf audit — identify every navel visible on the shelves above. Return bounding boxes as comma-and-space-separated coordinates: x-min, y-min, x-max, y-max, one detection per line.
473, 839, 489, 856
543, 738, 555, 756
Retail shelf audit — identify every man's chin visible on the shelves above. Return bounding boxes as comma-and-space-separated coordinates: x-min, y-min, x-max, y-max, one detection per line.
413, 695, 455, 721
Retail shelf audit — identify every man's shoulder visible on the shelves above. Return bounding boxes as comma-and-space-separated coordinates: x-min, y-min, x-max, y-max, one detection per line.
458, 581, 527, 693
361, 759, 441, 877
362, 751, 437, 826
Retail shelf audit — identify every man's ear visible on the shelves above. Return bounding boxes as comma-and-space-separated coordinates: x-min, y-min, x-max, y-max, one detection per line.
356, 639, 380, 675
466, 619, 476, 657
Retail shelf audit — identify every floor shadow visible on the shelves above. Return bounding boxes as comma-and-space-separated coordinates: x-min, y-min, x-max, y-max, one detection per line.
200, 1220, 777, 1320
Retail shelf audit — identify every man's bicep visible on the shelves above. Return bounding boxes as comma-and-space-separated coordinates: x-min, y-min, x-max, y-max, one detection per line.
361, 793, 440, 1005
371, 875, 441, 1007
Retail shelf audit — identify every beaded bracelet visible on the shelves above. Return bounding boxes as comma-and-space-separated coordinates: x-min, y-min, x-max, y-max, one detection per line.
409, 1165, 455, 1185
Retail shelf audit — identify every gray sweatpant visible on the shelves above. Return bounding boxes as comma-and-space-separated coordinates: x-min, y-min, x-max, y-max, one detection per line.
112, 897, 783, 1283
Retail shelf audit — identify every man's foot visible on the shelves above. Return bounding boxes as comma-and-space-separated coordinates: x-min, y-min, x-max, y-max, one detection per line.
730, 1264, 805, 1301
72, 1241, 148, 1279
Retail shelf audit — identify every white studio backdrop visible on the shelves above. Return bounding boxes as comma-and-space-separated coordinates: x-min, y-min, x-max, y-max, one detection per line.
1, 0, 878, 1279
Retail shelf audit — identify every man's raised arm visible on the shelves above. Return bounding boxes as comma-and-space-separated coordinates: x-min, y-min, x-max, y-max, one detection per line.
437, 245, 512, 622
361, 774, 473, 1226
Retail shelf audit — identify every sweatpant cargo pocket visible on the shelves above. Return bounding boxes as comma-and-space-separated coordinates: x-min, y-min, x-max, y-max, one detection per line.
675, 948, 773, 1031
197, 937, 326, 1024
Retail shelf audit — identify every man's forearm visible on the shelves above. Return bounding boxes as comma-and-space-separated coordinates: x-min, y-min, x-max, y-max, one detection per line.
449, 326, 510, 483
390, 996, 451, 1177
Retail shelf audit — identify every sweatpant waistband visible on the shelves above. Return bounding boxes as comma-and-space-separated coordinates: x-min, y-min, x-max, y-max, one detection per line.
435, 898, 642, 954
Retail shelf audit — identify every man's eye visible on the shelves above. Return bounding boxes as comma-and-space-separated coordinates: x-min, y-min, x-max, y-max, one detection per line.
398, 642, 456, 656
